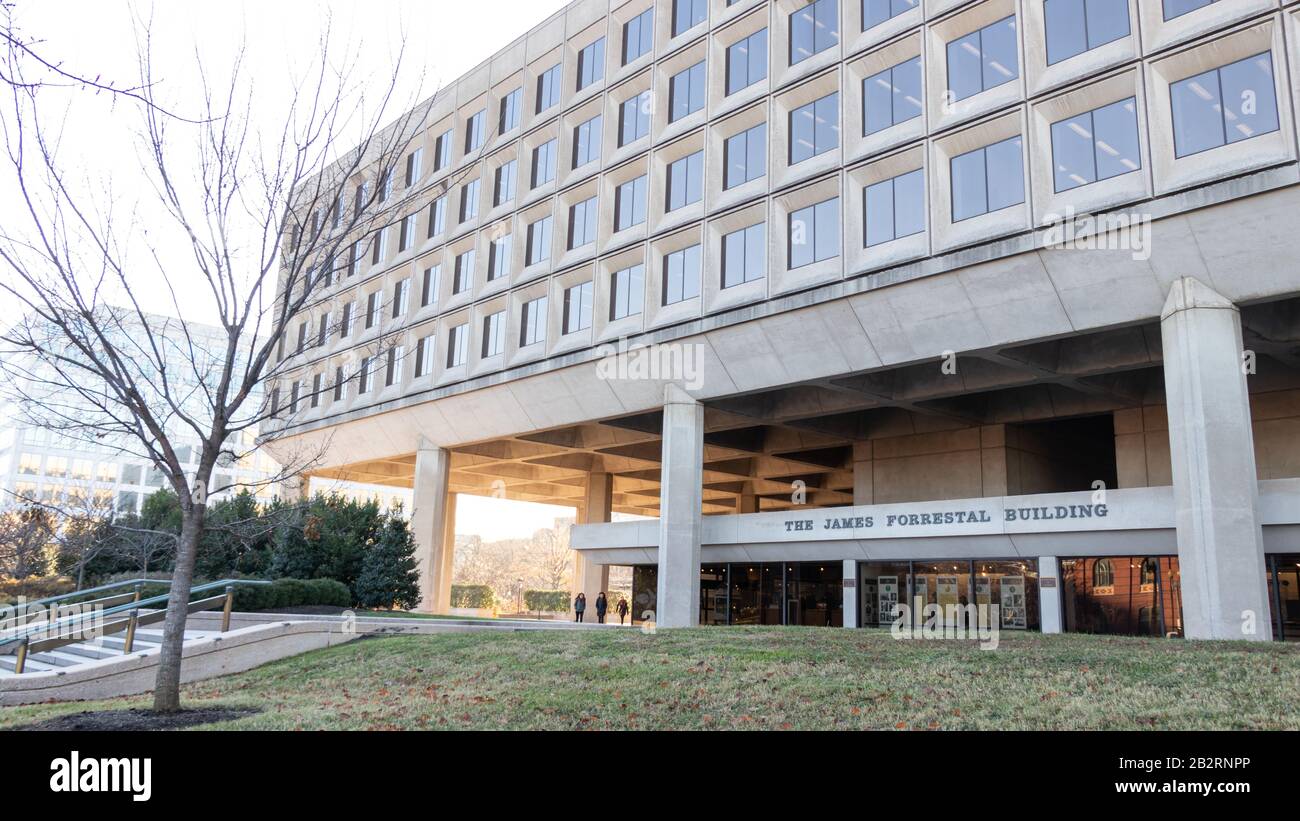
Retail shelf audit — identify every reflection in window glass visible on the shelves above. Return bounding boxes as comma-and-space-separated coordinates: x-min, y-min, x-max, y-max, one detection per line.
950, 136, 1023, 222
619, 91, 652, 146
1163, 0, 1215, 21
615, 175, 648, 231
663, 244, 701, 304
673, 0, 706, 37
666, 151, 704, 211
1171, 52, 1278, 158
790, 0, 839, 66
722, 223, 766, 288
726, 28, 768, 96
623, 8, 654, 65
669, 62, 707, 123
946, 16, 1018, 103
610, 264, 644, 321
725, 123, 767, 189
788, 197, 840, 269
1044, 0, 1129, 66
862, 0, 919, 32
789, 92, 839, 164
864, 168, 924, 247
1050, 97, 1141, 192
863, 56, 922, 135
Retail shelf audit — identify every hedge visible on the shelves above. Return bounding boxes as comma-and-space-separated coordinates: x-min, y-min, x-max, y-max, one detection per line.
0, 575, 75, 605
231, 578, 352, 612
450, 584, 495, 609
524, 589, 570, 613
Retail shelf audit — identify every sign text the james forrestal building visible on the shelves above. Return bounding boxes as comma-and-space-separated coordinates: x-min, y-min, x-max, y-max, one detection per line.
783, 503, 1109, 533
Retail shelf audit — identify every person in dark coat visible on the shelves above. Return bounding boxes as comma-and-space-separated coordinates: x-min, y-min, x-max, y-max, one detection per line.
616, 598, 629, 625
595, 592, 608, 623
574, 592, 586, 622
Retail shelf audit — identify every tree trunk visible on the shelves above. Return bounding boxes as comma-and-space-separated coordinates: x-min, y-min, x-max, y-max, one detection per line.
152, 505, 206, 712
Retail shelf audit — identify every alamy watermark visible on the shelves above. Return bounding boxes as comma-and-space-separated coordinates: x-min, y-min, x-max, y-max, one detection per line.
1042, 207, 1152, 261
594, 337, 704, 391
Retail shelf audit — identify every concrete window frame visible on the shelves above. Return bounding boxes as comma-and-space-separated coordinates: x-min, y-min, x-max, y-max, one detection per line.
424, 106, 456, 185
444, 233, 480, 312
556, 177, 603, 271
844, 30, 924, 167
651, 130, 709, 236
710, 5, 772, 121
548, 263, 599, 355
707, 102, 770, 213
525, 46, 565, 127
492, 71, 526, 141
324, 354, 354, 411
517, 197, 558, 285
434, 309, 471, 385
929, 108, 1029, 253
405, 319, 438, 387
924, 0, 1024, 134
845, 0, 924, 57
601, 154, 652, 252
1139, 0, 1275, 55
655, 40, 711, 143
713, 0, 765, 29
845, 143, 928, 275
520, 122, 562, 208
646, 224, 706, 329
1146, 17, 1294, 197
507, 278, 552, 365
483, 144, 523, 224
771, 0, 843, 91
1023, 0, 1138, 98
470, 293, 511, 377
704, 199, 769, 314
412, 251, 447, 323
770, 173, 843, 295
1029, 67, 1150, 226
661, 0, 711, 53
611, 0, 657, 87
568, 19, 613, 110
605, 70, 654, 166
448, 170, 486, 241
593, 243, 649, 343
771, 67, 842, 192
375, 332, 413, 401
561, 96, 606, 189
453, 91, 491, 170
478, 217, 519, 297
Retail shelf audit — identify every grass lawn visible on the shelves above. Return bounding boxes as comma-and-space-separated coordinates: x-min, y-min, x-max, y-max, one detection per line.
3, 627, 1299, 730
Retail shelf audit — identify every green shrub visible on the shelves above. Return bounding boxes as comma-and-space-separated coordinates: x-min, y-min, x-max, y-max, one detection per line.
450, 584, 495, 609
230, 578, 350, 612
352, 512, 421, 610
524, 590, 570, 613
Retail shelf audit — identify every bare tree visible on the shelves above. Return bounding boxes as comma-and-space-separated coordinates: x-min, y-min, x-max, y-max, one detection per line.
45, 489, 118, 590
0, 12, 484, 710
0, 503, 53, 581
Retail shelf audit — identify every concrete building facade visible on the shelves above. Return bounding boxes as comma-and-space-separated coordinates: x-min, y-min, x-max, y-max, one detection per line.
267, 0, 1300, 640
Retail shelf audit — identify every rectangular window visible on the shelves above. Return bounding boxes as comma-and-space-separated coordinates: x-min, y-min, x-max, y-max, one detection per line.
371, 226, 389, 264
1163, 0, 1216, 22
427, 196, 446, 238
465, 109, 486, 154
536, 64, 562, 113
415, 334, 434, 377
1050, 97, 1141, 192
950, 136, 1025, 222
311, 373, 322, 408
365, 291, 380, 329
623, 8, 654, 64
726, 29, 768, 96
499, 87, 522, 134
863, 56, 922, 136
340, 302, 353, 338
392, 278, 410, 318
459, 179, 480, 223
863, 0, 918, 31
520, 296, 548, 346
947, 16, 1019, 102
354, 180, 370, 215
527, 215, 553, 266
722, 223, 766, 288
385, 345, 405, 387
672, 0, 706, 37
434, 130, 453, 172
317, 312, 330, 347
562, 281, 594, 334
609, 264, 645, 321
1171, 52, 1278, 159
447, 324, 468, 368
482, 311, 506, 357
333, 366, 347, 402
454, 250, 475, 292
531, 139, 557, 188
488, 235, 512, 280
1044, 0, 1130, 66
405, 148, 423, 187
863, 168, 925, 247
399, 213, 417, 252
573, 115, 602, 168
614, 175, 648, 231
619, 91, 652, 146
666, 151, 704, 211
494, 160, 517, 207
788, 197, 840, 268
377, 170, 392, 203
669, 61, 706, 123
662, 245, 702, 305
358, 356, 374, 394
790, 0, 839, 66
789, 92, 839, 164
296, 321, 307, 354
577, 38, 605, 91
568, 197, 599, 250
724, 123, 767, 189
421, 264, 441, 307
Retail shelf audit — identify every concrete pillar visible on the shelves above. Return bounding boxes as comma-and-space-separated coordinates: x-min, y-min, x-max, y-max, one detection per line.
281, 473, 311, 504
1037, 556, 1061, 634
575, 472, 612, 607
656, 385, 703, 628
1161, 277, 1271, 640
411, 440, 455, 614
737, 483, 759, 514
842, 559, 858, 628
852, 441, 873, 505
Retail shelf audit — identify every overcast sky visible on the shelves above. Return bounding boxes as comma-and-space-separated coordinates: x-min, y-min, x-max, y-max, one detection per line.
1, 0, 579, 539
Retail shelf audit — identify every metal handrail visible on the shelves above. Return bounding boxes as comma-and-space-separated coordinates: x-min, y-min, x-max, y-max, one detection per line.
3, 577, 177, 611
0, 578, 271, 655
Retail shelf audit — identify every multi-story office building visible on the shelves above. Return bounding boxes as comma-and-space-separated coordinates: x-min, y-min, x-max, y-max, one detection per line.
268, 0, 1300, 640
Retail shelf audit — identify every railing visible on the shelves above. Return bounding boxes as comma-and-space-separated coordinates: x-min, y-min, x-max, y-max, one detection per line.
0, 578, 174, 634
1, 579, 271, 674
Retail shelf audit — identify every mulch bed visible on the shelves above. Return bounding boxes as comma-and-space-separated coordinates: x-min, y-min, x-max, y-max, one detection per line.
10, 707, 260, 731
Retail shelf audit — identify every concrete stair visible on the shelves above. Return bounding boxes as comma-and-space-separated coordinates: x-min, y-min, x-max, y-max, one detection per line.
0, 628, 217, 677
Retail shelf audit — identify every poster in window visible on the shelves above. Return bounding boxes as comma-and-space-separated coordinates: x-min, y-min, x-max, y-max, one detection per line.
1001, 575, 1027, 629
877, 576, 899, 625
861, 580, 877, 626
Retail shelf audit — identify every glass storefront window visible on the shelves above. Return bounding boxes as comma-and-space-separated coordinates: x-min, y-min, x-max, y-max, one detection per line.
859, 562, 912, 627
788, 562, 843, 626
631, 564, 658, 625
1266, 554, 1300, 641
700, 564, 728, 625
1059, 556, 1182, 637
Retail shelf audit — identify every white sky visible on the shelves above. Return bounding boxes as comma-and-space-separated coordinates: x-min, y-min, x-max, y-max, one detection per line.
1, 0, 579, 540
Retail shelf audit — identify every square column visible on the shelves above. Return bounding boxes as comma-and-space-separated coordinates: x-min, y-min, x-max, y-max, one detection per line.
1161, 277, 1271, 640
656, 385, 703, 628
575, 472, 612, 607
852, 442, 873, 505
411, 440, 455, 615
1037, 557, 1061, 634
842, 560, 858, 628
